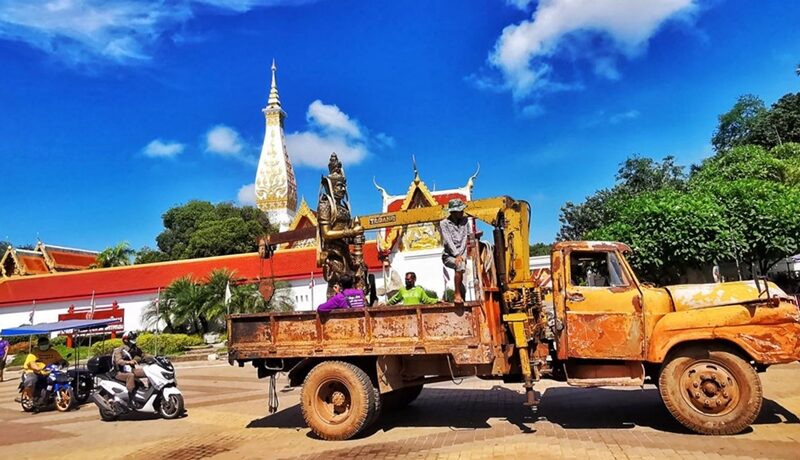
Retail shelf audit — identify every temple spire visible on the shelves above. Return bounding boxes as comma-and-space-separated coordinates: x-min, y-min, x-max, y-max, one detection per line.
255, 59, 297, 231
267, 59, 281, 108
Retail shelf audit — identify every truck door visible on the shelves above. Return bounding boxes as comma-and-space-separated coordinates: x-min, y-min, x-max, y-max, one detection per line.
563, 249, 644, 359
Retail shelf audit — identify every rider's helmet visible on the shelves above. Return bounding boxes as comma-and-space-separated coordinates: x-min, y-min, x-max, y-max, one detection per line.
122, 331, 138, 346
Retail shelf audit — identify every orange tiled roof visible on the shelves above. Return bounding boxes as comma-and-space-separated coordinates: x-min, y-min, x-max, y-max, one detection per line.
0, 242, 382, 307
38, 243, 98, 270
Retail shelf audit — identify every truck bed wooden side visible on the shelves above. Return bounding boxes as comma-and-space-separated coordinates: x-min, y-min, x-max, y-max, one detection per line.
227, 302, 496, 365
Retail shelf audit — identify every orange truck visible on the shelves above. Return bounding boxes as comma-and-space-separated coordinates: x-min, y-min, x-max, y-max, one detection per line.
227, 196, 800, 440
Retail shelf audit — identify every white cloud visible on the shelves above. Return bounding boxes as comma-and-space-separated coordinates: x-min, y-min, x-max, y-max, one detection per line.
0, 1, 312, 66
286, 131, 368, 168
487, 0, 697, 99
307, 100, 362, 138
142, 139, 185, 158
237, 183, 257, 206
285, 100, 390, 169
506, 0, 535, 10
520, 103, 544, 118
609, 109, 640, 124
205, 124, 244, 156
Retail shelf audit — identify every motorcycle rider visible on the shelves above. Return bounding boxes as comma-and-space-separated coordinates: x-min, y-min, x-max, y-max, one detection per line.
16, 337, 64, 405
111, 332, 149, 404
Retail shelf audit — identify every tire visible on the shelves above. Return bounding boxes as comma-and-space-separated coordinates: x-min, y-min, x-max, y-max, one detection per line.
300, 361, 377, 440
20, 394, 35, 412
366, 384, 382, 429
159, 393, 185, 419
99, 407, 117, 422
381, 384, 423, 411
659, 345, 762, 435
55, 388, 75, 412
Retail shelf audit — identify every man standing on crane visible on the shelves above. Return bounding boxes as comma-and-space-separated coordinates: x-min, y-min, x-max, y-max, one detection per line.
440, 199, 469, 305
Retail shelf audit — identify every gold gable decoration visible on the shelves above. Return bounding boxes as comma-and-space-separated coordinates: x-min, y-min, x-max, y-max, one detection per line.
378, 176, 441, 252
284, 198, 318, 249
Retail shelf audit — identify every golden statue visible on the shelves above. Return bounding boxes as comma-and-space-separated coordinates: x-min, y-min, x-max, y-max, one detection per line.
317, 153, 368, 298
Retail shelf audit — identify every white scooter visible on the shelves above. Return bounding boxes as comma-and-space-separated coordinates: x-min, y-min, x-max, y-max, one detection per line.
89, 355, 184, 421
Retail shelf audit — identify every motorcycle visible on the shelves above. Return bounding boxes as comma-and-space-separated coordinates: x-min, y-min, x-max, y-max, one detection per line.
18, 362, 76, 413
89, 355, 184, 421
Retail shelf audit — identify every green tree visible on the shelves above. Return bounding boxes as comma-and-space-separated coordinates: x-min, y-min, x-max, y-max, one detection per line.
588, 190, 734, 284
711, 94, 768, 152
94, 241, 135, 268
761, 92, 800, 147
155, 201, 274, 260
558, 155, 686, 241
135, 246, 170, 264
529, 242, 553, 256
142, 272, 294, 333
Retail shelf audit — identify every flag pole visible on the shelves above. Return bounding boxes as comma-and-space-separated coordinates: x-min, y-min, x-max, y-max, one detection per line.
87, 291, 95, 352
28, 299, 36, 354
155, 287, 161, 356
309, 272, 315, 309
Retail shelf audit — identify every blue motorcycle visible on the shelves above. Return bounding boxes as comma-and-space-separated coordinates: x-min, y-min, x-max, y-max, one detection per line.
18, 363, 76, 413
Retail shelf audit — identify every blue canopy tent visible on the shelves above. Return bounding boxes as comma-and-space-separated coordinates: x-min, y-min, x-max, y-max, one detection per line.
2, 318, 122, 372
0, 319, 121, 337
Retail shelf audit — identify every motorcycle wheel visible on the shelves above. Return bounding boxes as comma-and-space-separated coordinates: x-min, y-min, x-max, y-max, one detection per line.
20, 394, 35, 412
98, 406, 117, 422
55, 388, 75, 412
159, 394, 184, 419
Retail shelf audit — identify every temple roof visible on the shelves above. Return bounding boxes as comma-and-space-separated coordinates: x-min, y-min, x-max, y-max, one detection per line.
284, 198, 318, 249
1, 248, 51, 277
374, 173, 471, 253
37, 243, 98, 271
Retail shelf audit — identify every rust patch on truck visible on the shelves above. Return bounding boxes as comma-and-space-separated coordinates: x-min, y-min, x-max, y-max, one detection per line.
567, 313, 644, 359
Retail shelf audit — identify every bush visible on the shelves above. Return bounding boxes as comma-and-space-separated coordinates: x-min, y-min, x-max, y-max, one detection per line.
89, 333, 203, 357
90, 338, 122, 357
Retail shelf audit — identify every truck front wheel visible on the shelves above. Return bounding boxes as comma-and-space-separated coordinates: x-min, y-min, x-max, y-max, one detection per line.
659, 346, 762, 435
300, 361, 378, 440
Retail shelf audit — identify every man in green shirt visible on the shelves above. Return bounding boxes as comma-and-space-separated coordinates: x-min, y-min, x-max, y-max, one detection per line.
388, 272, 438, 306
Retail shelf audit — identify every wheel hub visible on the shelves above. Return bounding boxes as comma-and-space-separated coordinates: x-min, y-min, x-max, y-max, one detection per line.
682, 362, 739, 415
331, 391, 347, 408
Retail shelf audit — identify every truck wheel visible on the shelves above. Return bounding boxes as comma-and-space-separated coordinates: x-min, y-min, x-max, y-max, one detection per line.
301, 361, 377, 440
659, 346, 762, 435
381, 384, 424, 411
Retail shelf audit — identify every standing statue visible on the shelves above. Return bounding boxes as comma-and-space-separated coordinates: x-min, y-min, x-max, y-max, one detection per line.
317, 153, 368, 298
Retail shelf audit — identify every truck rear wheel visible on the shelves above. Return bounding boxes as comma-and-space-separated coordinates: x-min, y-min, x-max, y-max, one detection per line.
300, 361, 378, 440
659, 346, 762, 435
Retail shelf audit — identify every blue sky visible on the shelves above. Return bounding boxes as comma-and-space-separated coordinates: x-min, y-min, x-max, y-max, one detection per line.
1, 0, 798, 251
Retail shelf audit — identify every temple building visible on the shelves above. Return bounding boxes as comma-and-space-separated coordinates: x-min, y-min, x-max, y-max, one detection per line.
254, 60, 298, 231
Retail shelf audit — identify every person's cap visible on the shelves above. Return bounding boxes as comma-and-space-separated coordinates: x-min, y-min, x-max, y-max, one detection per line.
446, 198, 467, 212
37, 336, 49, 345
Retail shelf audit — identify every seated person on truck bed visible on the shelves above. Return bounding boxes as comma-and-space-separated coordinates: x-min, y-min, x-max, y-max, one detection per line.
388, 272, 438, 306
318, 274, 367, 312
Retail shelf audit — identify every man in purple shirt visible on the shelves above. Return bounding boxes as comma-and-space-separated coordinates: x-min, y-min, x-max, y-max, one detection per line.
0, 335, 9, 382
318, 274, 367, 312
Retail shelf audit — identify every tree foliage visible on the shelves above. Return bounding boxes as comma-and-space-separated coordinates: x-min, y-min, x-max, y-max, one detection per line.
558, 155, 685, 241
529, 242, 553, 257
712, 92, 800, 152
154, 201, 274, 261
711, 94, 768, 153
94, 241, 135, 268
134, 246, 170, 264
142, 269, 294, 334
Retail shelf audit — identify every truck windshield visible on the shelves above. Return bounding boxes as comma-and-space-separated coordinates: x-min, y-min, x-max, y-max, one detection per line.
570, 251, 629, 288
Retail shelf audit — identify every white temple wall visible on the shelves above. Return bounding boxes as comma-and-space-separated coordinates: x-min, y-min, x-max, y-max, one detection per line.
0, 293, 156, 335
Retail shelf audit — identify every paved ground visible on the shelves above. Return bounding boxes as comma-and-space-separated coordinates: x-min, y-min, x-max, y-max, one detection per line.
1, 361, 799, 460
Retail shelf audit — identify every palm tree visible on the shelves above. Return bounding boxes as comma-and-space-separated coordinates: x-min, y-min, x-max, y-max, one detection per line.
796, 63, 800, 77
142, 297, 176, 332
230, 280, 295, 313
94, 241, 135, 268
163, 276, 207, 333
202, 269, 236, 329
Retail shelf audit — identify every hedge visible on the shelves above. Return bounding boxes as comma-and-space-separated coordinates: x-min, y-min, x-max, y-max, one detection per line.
90, 333, 203, 357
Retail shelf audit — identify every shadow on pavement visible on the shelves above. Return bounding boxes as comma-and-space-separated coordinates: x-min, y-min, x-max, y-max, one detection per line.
246, 385, 799, 436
